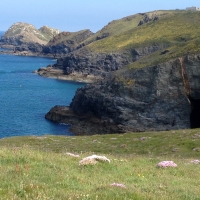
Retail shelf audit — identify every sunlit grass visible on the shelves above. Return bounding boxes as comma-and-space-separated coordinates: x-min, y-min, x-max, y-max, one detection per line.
0, 129, 200, 199
89, 11, 200, 55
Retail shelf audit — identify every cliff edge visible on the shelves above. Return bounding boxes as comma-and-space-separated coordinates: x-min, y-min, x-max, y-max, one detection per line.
45, 10, 200, 135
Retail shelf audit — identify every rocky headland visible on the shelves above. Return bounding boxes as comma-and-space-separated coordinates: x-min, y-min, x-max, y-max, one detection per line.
1, 22, 60, 45
45, 54, 200, 134
35, 50, 131, 82
45, 10, 200, 135
0, 22, 60, 57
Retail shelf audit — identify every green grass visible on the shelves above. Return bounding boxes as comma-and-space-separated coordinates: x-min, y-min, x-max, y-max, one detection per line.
82, 13, 143, 45
47, 30, 91, 46
87, 10, 200, 74
0, 129, 200, 199
89, 11, 200, 53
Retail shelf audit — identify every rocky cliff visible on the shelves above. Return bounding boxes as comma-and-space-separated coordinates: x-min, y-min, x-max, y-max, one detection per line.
36, 43, 166, 82
46, 54, 200, 134
36, 10, 191, 81
42, 29, 94, 56
0, 22, 59, 54
44, 10, 200, 135
1, 22, 59, 45
36, 50, 131, 82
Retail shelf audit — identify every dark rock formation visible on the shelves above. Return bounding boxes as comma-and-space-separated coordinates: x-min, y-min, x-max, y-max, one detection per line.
42, 30, 94, 56
96, 33, 109, 40
46, 54, 200, 135
138, 13, 159, 26
57, 51, 129, 76
0, 22, 59, 46
45, 106, 120, 135
36, 50, 130, 82
131, 45, 168, 61
37, 44, 167, 82
14, 43, 43, 53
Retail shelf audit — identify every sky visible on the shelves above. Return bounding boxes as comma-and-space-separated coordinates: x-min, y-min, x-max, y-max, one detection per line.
0, 0, 200, 33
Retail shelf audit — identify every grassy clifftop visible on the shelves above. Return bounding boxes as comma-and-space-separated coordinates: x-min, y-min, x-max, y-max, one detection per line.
89, 10, 200, 52
47, 29, 93, 47
82, 13, 143, 45
0, 129, 200, 199
85, 10, 200, 69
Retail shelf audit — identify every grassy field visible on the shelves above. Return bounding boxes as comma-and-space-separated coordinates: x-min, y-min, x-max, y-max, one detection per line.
0, 129, 200, 199
89, 11, 200, 52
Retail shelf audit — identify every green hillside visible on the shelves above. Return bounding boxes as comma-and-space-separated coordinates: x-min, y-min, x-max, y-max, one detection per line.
47, 29, 93, 47
2, 22, 60, 45
87, 10, 200, 68
82, 13, 143, 45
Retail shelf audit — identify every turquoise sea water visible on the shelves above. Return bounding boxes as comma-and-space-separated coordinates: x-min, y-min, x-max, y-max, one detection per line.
0, 54, 84, 138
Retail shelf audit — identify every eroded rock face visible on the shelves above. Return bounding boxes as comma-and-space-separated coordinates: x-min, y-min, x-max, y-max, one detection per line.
138, 13, 159, 26
1, 22, 59, 46
14, 43, 43, 53
42, 30, 94, 55
57, 52, 130, 77
46, 54, 200, 135
36, 51, 130, 82
38, 44, 166, 82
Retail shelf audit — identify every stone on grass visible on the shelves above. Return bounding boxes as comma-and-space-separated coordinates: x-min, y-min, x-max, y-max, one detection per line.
110, 183, 126, 188
140, 137, 147, 141
79, 155, 110, 166
157, 161, 177, 168
191, 160, 200, 164
66, 153, 80, 158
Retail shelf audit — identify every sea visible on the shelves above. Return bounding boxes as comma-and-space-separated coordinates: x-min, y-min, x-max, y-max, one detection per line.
0, 31, 85, 138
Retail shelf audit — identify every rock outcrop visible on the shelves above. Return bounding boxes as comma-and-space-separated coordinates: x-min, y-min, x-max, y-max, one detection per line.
39, 25, 60, 40
46, 54, 200, 135
1, 22, 59, 46
138, 13, 159, 26
36, 43, 167, 82
36, 50, 131, 82
42, 30, 94, 56
0, 22, 60, 55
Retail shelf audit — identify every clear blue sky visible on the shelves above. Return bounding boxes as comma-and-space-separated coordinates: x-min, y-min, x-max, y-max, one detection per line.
0, 0, 199, 33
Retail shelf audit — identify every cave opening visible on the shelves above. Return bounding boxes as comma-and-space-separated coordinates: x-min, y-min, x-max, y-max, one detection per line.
190, 97, 200, 128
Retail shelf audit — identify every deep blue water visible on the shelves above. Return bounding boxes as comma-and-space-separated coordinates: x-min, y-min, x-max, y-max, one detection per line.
0, 31, 4, 37
0, 31, 10, 51
0, 54, 84, 138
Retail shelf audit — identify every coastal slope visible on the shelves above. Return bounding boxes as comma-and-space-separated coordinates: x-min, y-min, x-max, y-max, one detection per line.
0, 22, 60, 55
46, 10, 200, 135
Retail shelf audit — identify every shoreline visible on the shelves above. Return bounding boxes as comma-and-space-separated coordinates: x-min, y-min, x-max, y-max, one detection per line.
0, 49, 56, 59
34, 66, 101, 84
0, 50, 100, 83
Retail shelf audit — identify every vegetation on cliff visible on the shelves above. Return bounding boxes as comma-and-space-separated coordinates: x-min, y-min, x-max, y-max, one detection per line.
1, 22, 59, 45
45, 10, 200, 134
88, 11, 198, 50
42, 29, 94, 55
47, 29, 93, 47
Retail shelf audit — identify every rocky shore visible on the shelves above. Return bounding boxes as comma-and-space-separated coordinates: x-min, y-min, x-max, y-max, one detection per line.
45, 106, 122, 135
34, 66, 99, 83
45, 54, 200, 135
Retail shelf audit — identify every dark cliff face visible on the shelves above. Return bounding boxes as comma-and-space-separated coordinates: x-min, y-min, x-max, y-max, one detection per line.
53, 51, 130, 78
46, 44, 166, 80
42, 30, 94, 55
66, 54, 200, 134
14, 43, 43, 53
